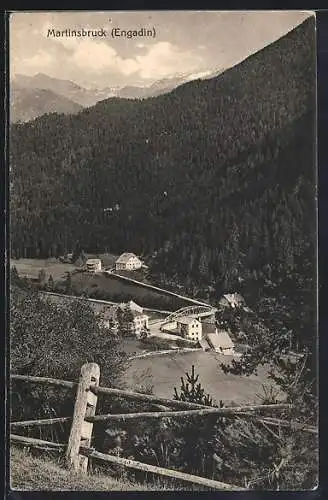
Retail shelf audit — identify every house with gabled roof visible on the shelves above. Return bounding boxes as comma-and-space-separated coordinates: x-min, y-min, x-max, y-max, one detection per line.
207, 329, 235, 355
219, 293, 245, 309
115, 253, 142, 271
118, 300, 149, 338
97, 300, 149, 338
177, 317, 202, 342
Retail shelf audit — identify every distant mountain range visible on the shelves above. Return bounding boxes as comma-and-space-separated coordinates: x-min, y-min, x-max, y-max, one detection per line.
10, 70, 222, 123
10, 84, 83, 123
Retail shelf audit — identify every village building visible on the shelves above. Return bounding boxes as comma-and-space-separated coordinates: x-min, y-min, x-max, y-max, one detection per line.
218, 292, 253, 314
86, 258, 102, 272
59, 253, 73, 263
202, 322, 218, 336
118, 300, 149, 338
219, 293, 246, 309
115, 253, 142, 271
97, 300, 149, 338
206, 329, 235, 355
218, 293, 245, 309
123, 300, 143, 314
198, 322, 218, 350
176, 317, 202, 342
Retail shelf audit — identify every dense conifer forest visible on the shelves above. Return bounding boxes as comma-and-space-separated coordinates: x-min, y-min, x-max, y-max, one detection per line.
10, 19, 316, 349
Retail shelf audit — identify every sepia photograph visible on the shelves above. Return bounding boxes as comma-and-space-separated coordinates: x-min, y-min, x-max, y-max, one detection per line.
8, 10, 318, 491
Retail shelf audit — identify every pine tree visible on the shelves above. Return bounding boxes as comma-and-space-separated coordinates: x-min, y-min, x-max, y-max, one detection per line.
198, 250, 209, 282
10, 266, 19, 282
173, 365, 225, 477
72, 242, 82, 263
10, 266, 24, 289
117, 306, 135, 337
64, 271, 72, 294
174, 365, 215, 407
47, 274, 54, 291
38, 268, 46, 285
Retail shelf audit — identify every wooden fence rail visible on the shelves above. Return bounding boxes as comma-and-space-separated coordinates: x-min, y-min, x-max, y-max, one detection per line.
10, 414, 317, 434
10, 363, 317, 491
11, 373, 205, 409
85, 403, 292, 423
10, 373, 292, 414
10, 434, 66, 450
79, 446, 246, 491
11, 374, 76, 389
11, 416, 72, 428
90, 385, 208, 409
9, 433, 245, 490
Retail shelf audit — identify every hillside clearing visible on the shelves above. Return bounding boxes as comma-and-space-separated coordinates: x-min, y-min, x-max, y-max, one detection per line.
11, 258, 78, 281
10, 254, 118, 281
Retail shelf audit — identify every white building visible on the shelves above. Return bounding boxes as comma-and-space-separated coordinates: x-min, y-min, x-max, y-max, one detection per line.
115, 253, 142, 271
206, 330, 234, 355
86, 258, 102, 272
218, 293, 245, 309
118, 300, 149, 338
177, 317, 202, 342
98, 300, 149, 338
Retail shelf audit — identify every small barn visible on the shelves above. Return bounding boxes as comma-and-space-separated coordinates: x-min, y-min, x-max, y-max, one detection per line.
206, 330, 234, 355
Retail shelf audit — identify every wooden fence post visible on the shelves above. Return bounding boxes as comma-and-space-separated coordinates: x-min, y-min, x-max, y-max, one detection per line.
66, 362, 100, 472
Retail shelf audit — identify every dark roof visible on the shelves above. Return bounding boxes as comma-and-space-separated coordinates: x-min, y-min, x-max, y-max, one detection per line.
177, 317, 201, 325
202, 322, 217, 334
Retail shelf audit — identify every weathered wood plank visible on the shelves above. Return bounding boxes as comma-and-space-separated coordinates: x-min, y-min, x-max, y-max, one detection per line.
256, 417, 317, 434
79, 447, 246, 490
86, 403, 292, 423
92, 385, 215, 409
10, 416, 72, 428
66, 363, 100, 472
151, 404, 171, 411
10, 434, 66, 449
11, 374, 75, 389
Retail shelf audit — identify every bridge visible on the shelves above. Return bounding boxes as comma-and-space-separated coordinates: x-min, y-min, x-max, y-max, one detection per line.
160, 305, 217, 327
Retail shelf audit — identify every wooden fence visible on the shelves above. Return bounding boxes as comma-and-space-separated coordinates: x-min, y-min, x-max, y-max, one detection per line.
10, 363, 317, 491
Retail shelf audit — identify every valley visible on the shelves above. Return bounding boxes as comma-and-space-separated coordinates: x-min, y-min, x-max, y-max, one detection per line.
9, 13, 318, 491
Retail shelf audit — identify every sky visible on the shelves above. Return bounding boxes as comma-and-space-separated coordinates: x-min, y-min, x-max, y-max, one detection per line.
9, 10, 313, 89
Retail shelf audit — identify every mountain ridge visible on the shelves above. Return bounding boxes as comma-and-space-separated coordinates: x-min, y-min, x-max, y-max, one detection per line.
10, 84, 83, 123
10, 68, 224, 122
10, 18, 316, 313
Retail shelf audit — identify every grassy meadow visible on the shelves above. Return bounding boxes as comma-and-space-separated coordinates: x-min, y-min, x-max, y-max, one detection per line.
122, 350, 277, 405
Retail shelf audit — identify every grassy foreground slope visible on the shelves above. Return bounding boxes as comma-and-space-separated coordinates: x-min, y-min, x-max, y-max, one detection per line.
10, 447, 193, 491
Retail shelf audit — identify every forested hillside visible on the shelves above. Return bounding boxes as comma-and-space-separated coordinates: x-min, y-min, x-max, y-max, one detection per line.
10, 19, 316, 314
